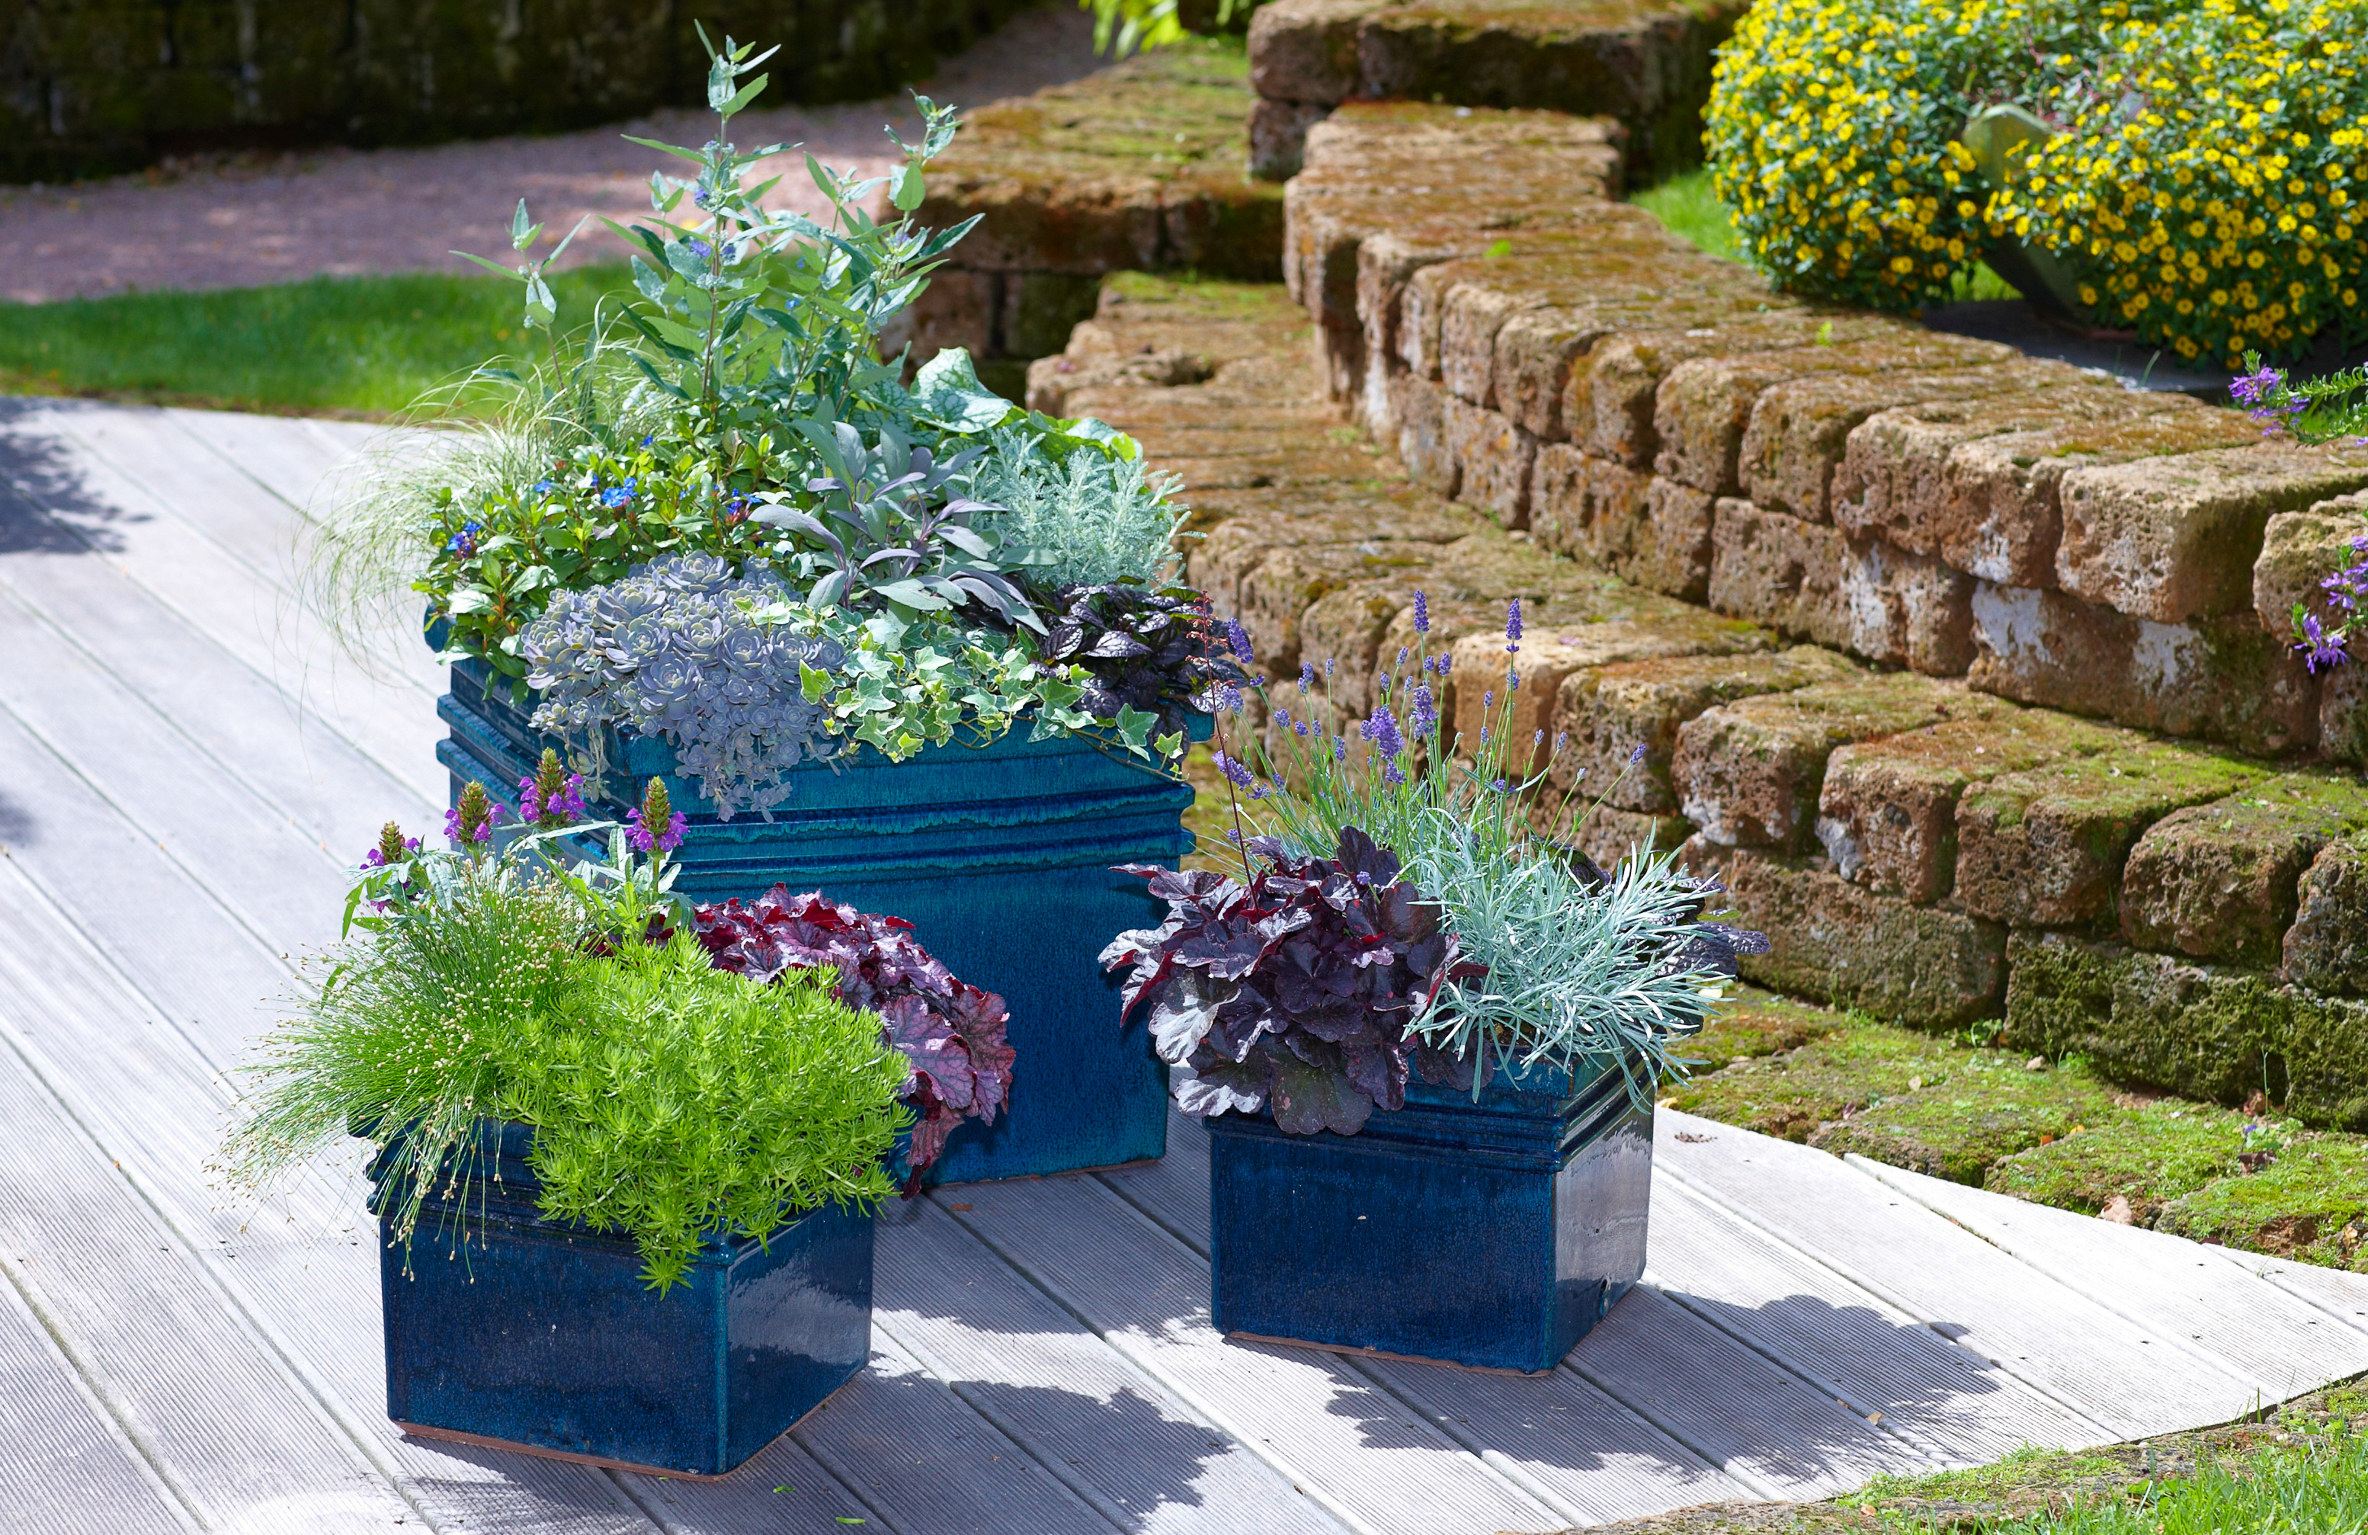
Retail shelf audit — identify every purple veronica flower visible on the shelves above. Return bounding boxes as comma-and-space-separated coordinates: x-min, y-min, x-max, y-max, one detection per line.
1412, 590, 1430, 634
1226, 619, 1255, 667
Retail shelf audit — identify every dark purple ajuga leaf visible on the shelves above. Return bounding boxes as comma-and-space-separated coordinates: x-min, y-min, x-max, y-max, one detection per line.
695, 885, 1012, 1185
1104, 828, 1482, 1137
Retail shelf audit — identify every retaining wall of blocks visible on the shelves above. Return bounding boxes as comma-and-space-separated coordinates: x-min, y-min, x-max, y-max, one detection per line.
896, 37, 1284, 394
1243, 0, 1744, 180
1025, 104, 2368, 1128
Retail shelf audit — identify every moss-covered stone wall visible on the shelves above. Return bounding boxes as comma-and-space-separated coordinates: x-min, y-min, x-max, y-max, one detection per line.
1, 0, 1027, 183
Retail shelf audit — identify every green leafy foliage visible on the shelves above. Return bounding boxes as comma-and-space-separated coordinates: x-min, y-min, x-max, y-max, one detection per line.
505, 937, 909, 1291
221, 825, 907, 1291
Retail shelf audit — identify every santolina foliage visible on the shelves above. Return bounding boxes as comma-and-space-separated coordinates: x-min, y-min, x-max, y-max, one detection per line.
1709, 0, 2368, 364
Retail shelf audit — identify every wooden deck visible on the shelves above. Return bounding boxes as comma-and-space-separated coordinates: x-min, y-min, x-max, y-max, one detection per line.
1, 394, 2364, 1535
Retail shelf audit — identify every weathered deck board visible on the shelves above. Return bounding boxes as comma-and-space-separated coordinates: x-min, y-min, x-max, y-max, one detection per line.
1643, 1177, 2111, 1464
0, 1261, 200, 1535
1656, 1112, 2269, 1441
868, 1197, 1352, 1534
5, 397, 2368, 1535
1853, 1158, 2368, 1397
944, 1173, 1571, 1535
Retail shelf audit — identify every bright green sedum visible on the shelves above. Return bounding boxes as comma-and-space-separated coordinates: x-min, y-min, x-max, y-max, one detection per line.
222, 842, 908, 1291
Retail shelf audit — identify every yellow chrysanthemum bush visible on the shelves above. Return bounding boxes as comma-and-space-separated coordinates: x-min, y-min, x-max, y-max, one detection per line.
1992, 0, 2368, 365
1705, 0, 2045, 313
1707, 0, 2368, 365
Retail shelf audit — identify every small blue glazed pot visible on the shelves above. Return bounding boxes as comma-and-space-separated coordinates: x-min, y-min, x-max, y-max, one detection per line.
437, 652, 1202, 1183
1204, 1057, 1654, 1373
371, 1120, 872, 1477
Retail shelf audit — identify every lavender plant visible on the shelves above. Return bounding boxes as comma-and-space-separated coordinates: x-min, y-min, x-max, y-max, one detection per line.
1198, 593, 1762, 1113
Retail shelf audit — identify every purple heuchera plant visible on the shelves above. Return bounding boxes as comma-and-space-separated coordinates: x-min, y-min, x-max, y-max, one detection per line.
1101, 827, 1482, 1136
696, 887, 1015, 1183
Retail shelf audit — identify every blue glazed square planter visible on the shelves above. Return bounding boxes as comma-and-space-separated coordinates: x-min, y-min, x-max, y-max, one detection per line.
374, 1121, 872, 1478
436, 655, 1196, 1184
1205, 1058, 1654, 1373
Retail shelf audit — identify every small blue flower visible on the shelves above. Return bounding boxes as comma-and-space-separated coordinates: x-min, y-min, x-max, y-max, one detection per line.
530, 478, 555, 496
445, 520, 483, 556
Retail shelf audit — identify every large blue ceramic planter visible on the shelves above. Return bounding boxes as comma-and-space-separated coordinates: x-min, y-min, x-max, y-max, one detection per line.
435, 655, 1194, 1184
1205, 1058, 1654, 1373
374, 1122, 872, 1477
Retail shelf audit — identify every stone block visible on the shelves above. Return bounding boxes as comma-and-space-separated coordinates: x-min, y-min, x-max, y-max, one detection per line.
1815, 709, 2126, 905
884, 267, 997, 368
1444, 613, 1763, 777
1839, 537, 1976, 676
1689, 844, 2008, 1027
1493, 306, 1616, 442
1248, 95, 1334, 180
2285, 833, 2368, 996
2002, 932, 2366, 1127
1654, 332, 2015, 497
1247, 0, 1371, 103
2056, 443, 2368, 623
1296, 581, 1421, 714
2254, 497, 2368, 637
2324, 664, 2368, 766
1440, 283, 1545, 408
1966, 581, 2322, 758
1560, 804, 1693, 871
1707, 499, 1849, 650
1443, 398, 1536, 526
1237, 540, 1439, 672
1627, 478, 1718, 604
1673, 673, 1997, 850
1953, 741, 2269, 929
1832, 391, 2257, 588
1570, 313, 1882, 470
1553, 645, 1864, 813
1739, 363, 2057, 523
1393, 373, 1459, 495
2120, 772, 2368, 968
1528, 444, 1645, 564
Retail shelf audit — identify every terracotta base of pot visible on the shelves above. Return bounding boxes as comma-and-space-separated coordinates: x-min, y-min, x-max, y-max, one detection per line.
397, 1381, 846, 1480
1223, 1331, 1556, 1378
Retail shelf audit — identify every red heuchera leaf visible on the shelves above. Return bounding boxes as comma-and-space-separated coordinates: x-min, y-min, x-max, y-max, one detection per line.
694, 885, 1012, 1184
1103, 827, 1482, 1136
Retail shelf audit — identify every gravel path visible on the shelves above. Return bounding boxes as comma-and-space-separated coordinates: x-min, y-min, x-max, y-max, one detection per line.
0, 4, 1103, 305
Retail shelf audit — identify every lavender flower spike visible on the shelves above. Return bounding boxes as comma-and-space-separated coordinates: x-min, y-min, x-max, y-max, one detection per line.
1213, 750, 1255, 788
1412, 590, 1430, 634
1226, 618, 1256, 667
1505, 597, 1523, 651
1364, 703, 1406, 759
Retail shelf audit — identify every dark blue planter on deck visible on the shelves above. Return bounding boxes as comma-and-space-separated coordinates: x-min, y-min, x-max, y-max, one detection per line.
373, 1121, 871, 1477
435, 654, 1196, 1184
1205, 1058, 1654, 1373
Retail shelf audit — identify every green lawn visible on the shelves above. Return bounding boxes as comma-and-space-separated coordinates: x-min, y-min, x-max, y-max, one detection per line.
0, 264, 636, 417
1634, 168, 2020, 303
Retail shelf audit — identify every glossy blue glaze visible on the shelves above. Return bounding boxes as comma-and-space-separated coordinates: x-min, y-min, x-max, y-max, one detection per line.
436, 657, 1195, 1182
373, 1121, 872, 1476
1204, 1059, 1655, 1373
